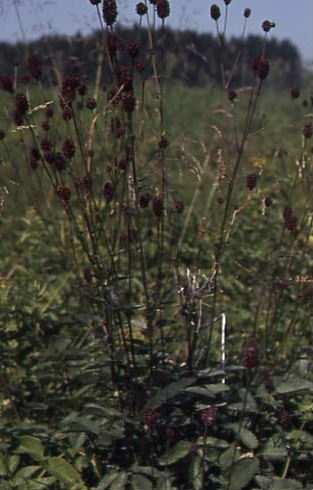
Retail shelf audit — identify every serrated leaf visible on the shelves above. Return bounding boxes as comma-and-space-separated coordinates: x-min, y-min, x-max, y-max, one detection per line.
15, 436, 45, 462
109, 471, 128, 490
261, 447, 287, 461
269, 477, 303, 489
275, 376, 313, 395
197, 436, 229, 449
9, 454, 20, 473
131, 465, 163, 478
226, 423, 259, 449
46, 456, 83, 486
131, 473, 153, 490
159, 440, 192, 466
229, 457, 259, 490
186, 383, 230, 398
219, 443, 239, 471
95, 471, 120, 490
145, 377, 196, 409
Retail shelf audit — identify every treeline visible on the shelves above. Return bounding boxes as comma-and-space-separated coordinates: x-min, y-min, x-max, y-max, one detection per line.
0, 25, 302, 89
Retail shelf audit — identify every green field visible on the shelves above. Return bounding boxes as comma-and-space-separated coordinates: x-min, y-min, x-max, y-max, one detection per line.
1, 7, 313, 488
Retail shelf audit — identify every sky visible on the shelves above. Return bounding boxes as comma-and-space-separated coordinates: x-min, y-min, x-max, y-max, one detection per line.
0, 0, 312, 63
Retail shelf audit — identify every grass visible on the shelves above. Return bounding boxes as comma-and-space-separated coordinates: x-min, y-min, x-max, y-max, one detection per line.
1, 1, 313, 489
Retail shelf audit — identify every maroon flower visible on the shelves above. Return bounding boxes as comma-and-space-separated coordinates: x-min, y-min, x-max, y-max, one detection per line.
89, 0, 101, 4
152, 196, 164, 218
174, 199, 184, 214
302, 122, 313, 139
136, 2, 148, 15
122, 91, 136, 113
61, 74, 81, 103
264, 196, 272, 207
210, 4, 221, 21
246, 173, 258, 190
62, 106, 73, 121
86, 97, 97, 110
228, 90, 237, 102
56, 185, 71, 203
54, 152, 67, 171
0, 75, 14, 93
128, 41, 139, 58
156, 0, 170, 19
290, 87, 300, 99
262, 20, 275, 33
41, 138, 52, 153
144, 409, 159, 433
103, 0, 118, 25
139, 192, 151, 208
223, 0, 232, 5
201, 405, 218, 427
159, 136, 168, 150
41, 120, 50, 131
252, 57, 270, 80
15, 93, 29, 115
28, 53, 42, 80
62, 139, 75, 159
103, 182, 115, 202
243, 341, 260, 368
136, 61, 146, 73
45, 105, 54, 118
30, 158, 39, 170
243, 8, 251, 18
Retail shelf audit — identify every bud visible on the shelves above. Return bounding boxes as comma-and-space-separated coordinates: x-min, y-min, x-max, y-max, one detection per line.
210, 4, 221, 20
201, 405, 218, 427
243, 8, 251, 18
156, 0, 170, 19
243, 341, 260, 368
302, 122, 313, 139
136, 2, 147, 15
262, 20, 275, 33
103, 0, 118, 26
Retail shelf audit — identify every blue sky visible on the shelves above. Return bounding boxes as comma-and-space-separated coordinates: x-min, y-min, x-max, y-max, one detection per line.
1, 1, 312, 62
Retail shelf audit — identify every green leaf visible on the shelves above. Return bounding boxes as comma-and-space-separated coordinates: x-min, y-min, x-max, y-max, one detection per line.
46, 456, 83, 486
219, 443, 239, 471
159, 440, 192, 466
8, 455, 20, 473
145, 377, 196, 409
268, 477, 303, 489
131, 473, 153, 490
95, 471, 121, 490
225, 423, 259, 449
0, 454, 7, 476
16, 465, 41, 478
275, 376, 313, 394
229, 457, 260, 490
15, 436, 45, 462
109, 471, 128, 490
189, 454, 203, 490
186, 383, 230, 398
197, 436, 229, 449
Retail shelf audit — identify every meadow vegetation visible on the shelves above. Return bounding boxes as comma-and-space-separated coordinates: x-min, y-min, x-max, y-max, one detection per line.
0, 1, 313, 489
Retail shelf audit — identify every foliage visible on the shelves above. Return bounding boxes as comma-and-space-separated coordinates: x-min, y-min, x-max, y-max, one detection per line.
0, 0, 313, 489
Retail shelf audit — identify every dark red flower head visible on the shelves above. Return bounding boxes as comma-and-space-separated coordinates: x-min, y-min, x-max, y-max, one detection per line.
28, 53, 42, 80
156, 0, 170, 19
210, 4, 221, 21
136, 2, 147, 15
0, 75, 14, 93
103, 0, 118, 25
